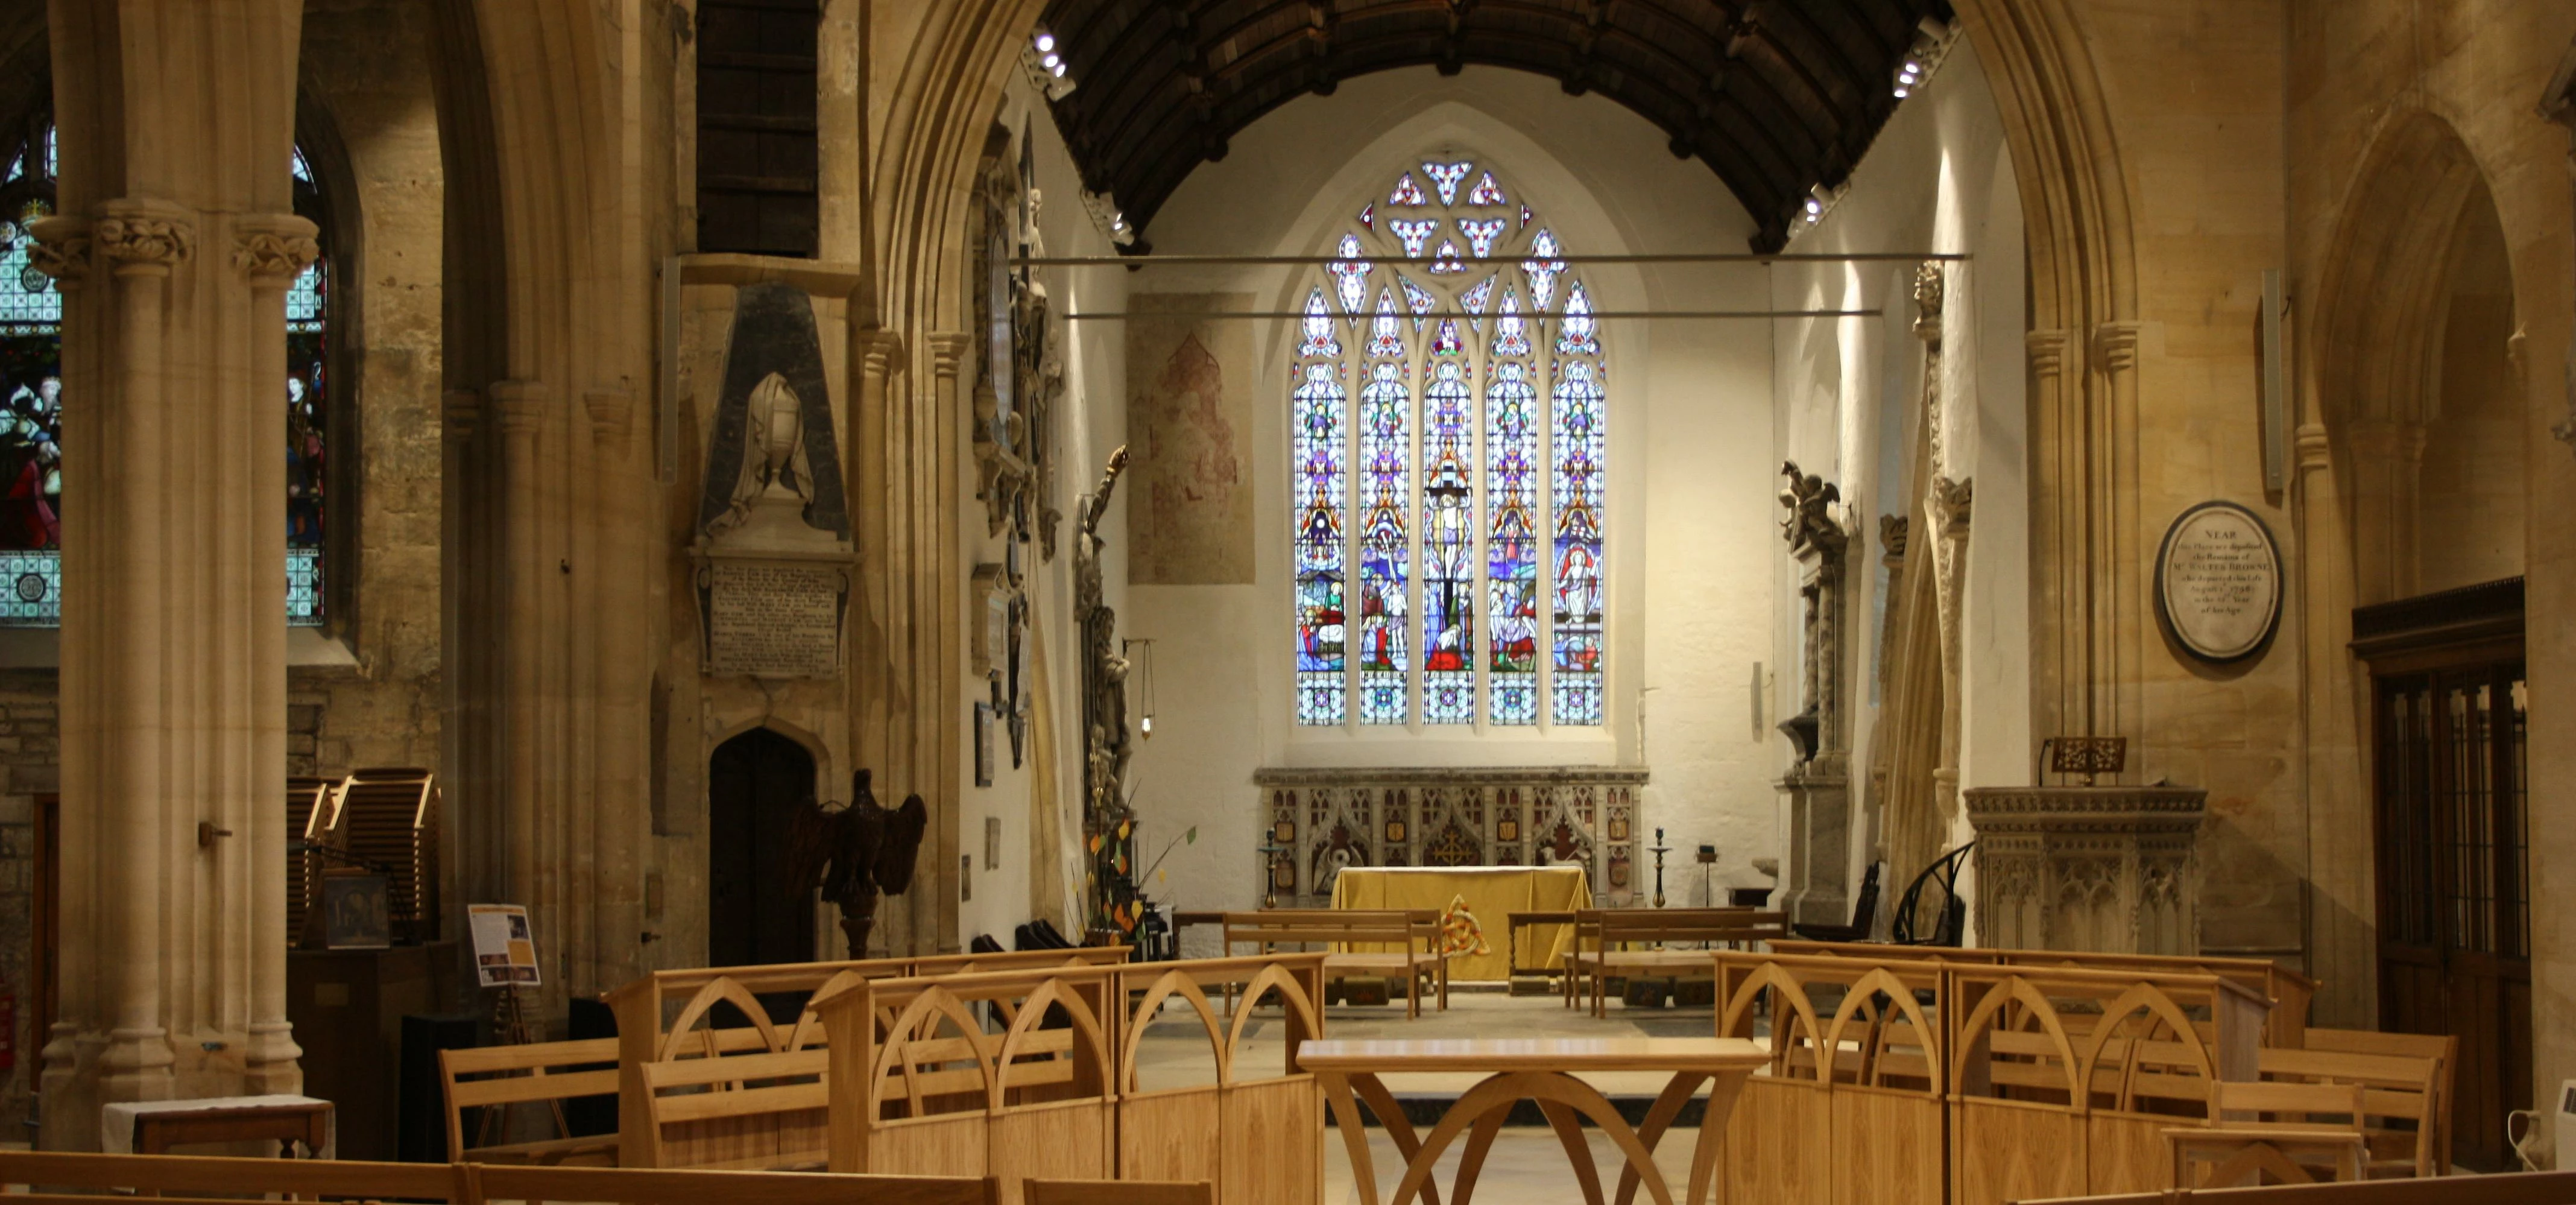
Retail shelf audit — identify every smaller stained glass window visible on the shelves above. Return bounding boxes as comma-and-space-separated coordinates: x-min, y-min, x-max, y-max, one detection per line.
1368, 288, 1406, 358
1389, 218, 1438, 258
1299, 286, 1340, 357
1430, 238, 1466, 274
1557, 280, 1599, 354
1389, 172, 1428, 207
1421, 161, 1471, 206
1358, 360, 1412, 725
1550, 359, 1606, 726
1468, 172, 1507, 206
1397, 275, 1435, 330
1293, 362, 1348, 725
1492, 288, 1531, 357
1458, 218, 1506, 258
1523, 229, 1564, 311
1331, 233, 1371, 315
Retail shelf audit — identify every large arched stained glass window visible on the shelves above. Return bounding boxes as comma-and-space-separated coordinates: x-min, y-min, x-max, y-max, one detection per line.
1291, 157, 1608, 728
0, 118, 330, 627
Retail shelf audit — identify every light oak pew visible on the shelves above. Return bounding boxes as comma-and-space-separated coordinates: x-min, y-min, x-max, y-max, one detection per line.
1027, 1178, 1213, 1205
815, 962, 1123, 1203
2165, 1080, 2370, 1189
2301, 1028, 2457, 1175
2015, 1168, 2576, 1203
1109, 955, 1329, 1205
1703, 952, 1948, 1205
2257, 1045, 2444, 1179
1569, 908, 1784, 1017
1220, 909, 1451, 1017
1770, 938, 2320, 1046
439, 1036, 622, 1165
0, 1150, 998, 1205
1948, 966, 2267, 1205
605, 947, 1128, 1167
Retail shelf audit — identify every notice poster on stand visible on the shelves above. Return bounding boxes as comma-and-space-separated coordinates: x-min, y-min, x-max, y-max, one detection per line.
468, 903, 540, 987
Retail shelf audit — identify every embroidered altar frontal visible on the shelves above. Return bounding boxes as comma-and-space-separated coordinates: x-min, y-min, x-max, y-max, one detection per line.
1255, 765, 1647, 919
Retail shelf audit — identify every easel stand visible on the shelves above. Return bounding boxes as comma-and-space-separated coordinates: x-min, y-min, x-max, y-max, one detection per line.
472, 983, 569, 1148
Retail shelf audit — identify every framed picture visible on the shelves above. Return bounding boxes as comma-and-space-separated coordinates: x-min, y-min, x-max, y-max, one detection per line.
322, 871, 391, 950
973, 703, 996, 787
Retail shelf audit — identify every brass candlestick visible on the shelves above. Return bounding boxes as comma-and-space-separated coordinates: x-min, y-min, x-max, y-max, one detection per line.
1650, 827, 1671, 908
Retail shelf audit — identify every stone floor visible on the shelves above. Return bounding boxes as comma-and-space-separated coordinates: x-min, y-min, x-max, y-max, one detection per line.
1129, 985, 1745, 1204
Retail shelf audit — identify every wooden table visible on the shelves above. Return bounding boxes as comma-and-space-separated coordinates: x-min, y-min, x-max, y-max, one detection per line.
104, 1095, 336, 1157
1298, 1037, 1769, 1205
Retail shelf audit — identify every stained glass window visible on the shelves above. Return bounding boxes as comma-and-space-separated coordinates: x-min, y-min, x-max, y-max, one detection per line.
0, 119, 332, 628
1550, 360, 1606, 725
1289, 156, 1608, 729
1421, 357, 1474, 724
1357, 359, 1412, 725
1292, 360, 1347, 726
1485, 358, 1539, 725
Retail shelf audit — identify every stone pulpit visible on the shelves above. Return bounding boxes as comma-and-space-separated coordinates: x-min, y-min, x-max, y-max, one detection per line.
1962, 785, 2208, 955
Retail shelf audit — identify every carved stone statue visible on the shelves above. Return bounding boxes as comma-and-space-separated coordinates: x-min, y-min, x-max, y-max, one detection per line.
786, 768, 929, 958
1778, 461, 1848, 560
1076, 446, 1132, 815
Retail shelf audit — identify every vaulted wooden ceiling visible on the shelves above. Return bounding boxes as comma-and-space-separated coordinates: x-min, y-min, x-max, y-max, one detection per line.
1034, 0, 1955, 252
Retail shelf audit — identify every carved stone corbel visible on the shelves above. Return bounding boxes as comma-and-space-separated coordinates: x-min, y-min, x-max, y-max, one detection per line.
27, 215, 92, 288
231, 213, 320, 289
95, 202, 197, 273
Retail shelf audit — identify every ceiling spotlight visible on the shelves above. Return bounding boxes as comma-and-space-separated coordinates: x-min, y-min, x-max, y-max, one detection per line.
1020, 39, 1078, 99
1805, 198, 1823, 216
1050, 61, 1067, 78
1891, 22, 1954, 101
1034, 32, 1055, 52
1043, 52, 1061, 69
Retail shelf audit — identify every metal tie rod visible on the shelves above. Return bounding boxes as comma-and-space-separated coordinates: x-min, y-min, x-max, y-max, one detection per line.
1015, 251, 1968, 267
1067, 309, 1886, 321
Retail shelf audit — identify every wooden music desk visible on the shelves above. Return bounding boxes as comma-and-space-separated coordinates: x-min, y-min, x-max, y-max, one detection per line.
1298, 1036, 1768, 1205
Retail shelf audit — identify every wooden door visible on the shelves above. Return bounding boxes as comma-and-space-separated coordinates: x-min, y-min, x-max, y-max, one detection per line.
2372, 660, 2531, 1169
707, 728, 818, 967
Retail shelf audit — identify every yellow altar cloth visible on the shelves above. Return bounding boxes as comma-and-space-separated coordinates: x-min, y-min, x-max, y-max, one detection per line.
1328, 864, 1593, 982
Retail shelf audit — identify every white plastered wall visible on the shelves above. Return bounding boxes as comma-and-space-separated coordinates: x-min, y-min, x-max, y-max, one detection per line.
1097, 69, 1784, 920
1764, 40, 2030, 923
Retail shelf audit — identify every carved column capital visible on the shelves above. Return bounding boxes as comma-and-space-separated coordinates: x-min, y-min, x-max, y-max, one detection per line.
27, 215, 91, 288
443, 388, 483, 441
859, 329, 909, 381
2293, 422, 2331, 473
490, 379, 551, 437
584, 388, 635, 455
95, 199, 197, 274
2026, 328, 2072, 379
231, 213, 320, 289
2093, 321, 2144, 373
926, 331, 971, 378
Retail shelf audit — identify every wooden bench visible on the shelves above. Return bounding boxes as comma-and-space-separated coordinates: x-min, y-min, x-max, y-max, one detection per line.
1505, 909, 1577, 980
2166, 1080, 2370, 1189
0, 1149, 999, 1205
2259, 1044, 2446, 1178
1566, 908, 1784, 1016
2019, 1169, 2576, 1204
440, 1036, 621, 1165
1220, 910, 1451, 1017
2302, 1027, 2458, 1175
637, 1046, 831, 1171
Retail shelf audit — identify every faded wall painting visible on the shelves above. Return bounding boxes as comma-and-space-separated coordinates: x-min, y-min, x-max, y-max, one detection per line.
1125, 293, 1254, 584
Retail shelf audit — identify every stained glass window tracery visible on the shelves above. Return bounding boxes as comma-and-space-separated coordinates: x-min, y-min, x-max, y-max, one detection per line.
0, 119, 335, 628
1289, 155, 1608, 729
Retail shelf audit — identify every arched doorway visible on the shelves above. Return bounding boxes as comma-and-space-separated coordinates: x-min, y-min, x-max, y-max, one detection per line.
707, 727, 820, 967
2315, 112, 2531, 1169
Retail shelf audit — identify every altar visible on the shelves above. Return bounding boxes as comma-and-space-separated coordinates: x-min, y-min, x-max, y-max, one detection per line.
1330, 864, 1591, 982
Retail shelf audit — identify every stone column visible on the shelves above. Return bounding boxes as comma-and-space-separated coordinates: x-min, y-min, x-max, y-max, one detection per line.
2092, 321, 2145, 741
2024, 329, 2078, 739
93, 204, 198, 1110
235, 215, 321, 1095
490, 381, 551, 924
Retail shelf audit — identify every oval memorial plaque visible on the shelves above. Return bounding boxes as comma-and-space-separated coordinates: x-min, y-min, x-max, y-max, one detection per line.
2155, 501, 2281, 663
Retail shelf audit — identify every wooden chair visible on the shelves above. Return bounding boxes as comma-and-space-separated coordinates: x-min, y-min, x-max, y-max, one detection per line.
479, 1164, 999, 1205
636, 1047, 830, 1171
1025, 1178, 1214, 1205
2166, 1080, 2369, 1189
440, 1037, 622, 1164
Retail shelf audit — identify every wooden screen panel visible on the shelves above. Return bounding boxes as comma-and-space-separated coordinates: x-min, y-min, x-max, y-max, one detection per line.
1829, 1086, 1942, 1205
988, 1101, 1109, 1205
1117, 1089, 1220, 1190
1949, 1099, 2085, 1205
1723, 1076, 1829, 1205
1222, 1078, 1321, 1205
